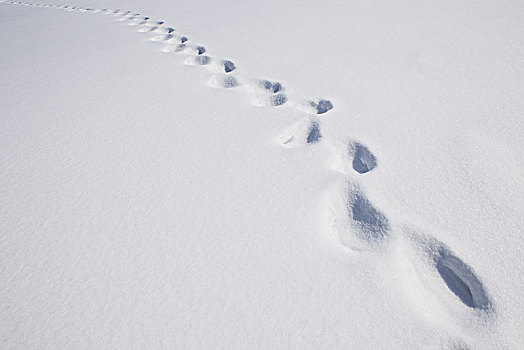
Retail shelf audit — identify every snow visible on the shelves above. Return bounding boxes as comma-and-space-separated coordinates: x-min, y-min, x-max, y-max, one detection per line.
0, 0, 523, 348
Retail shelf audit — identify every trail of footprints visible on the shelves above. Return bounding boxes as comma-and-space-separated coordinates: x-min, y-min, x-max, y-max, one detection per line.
3, 0, 495, 326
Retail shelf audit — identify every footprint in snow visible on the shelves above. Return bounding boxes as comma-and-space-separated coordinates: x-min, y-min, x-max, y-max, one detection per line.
250, 79, 288, 107
349, 142, 377, 174
126, 17, 150, 26
185, 55, 212, 66
306, 121, 322, 144
257, 79, 284, 93
305, 99, 333, 115
346, 187, 389, 245
194, 45, 205, 55
209, 75, 240, 89
406, 233, 494, 312
162, 43, 188, 53
269, 93, 287, 106
279, 117, 322, 147
153, 26, 175, 34
223, 60, 236, 73
137, 26, 156, 33
152, 34, 175, 42
435, 246, 492, 310
323, 182, 390, 251
114, 13, 132, 20
137, 22, 167, 32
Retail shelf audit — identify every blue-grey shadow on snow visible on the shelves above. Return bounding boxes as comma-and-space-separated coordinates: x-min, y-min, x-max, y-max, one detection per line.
351, 143, 377, 174
348, 190, 389, 244
306, 122, 321, 144
435, 248, 492, 310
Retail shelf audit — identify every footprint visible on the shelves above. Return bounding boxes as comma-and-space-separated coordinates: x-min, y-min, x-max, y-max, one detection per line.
279, 117, 321, 147
185, 55, 212, 66
350, 142, 377, 174
307, 99, 333, 114
195, 46, 206, 55
209, 75, 239, 89
162, 44, 187, 53
306, 121, 321, 144
250, 80, 287, 107
223, 60, 236, 73
322, 183, 389, 251
435, 247, 492, 310
154, 26, 175, 34
402, 231, 495, 317
137, 26, 156, 33
128, 19, 149, 26
347, 188, 389, 245
257, 80, 283, 93
127, 17, 150, 26
152, 34, 174, 42
270, 93, 287, 106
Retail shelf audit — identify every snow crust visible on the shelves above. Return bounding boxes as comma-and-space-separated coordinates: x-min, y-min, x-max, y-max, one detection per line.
0, 0, 523, 348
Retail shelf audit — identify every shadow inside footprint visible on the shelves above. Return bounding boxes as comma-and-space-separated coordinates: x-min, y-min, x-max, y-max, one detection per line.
310, 99, 333, 114
196, 46, 206, 55
270, 93, 287, 106
436, 248, 491, 310
188, 55, 211, 65
219, 76, 239, 88
258, 80, 283, 93
349, 192, 389, 243
351, 143, 377, 174
223, 60, 236, 73
306, 122, 321, 143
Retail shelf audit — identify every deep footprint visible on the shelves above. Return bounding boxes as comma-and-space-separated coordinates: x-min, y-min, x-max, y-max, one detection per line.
223, 60, 236, 73
195, 46, 206, 55
350, 143, 377, 174
435, 247, 492, 310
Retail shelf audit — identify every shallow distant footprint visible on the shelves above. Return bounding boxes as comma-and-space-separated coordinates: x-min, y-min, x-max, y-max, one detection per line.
152, 34, 174, 42
185, 55, 212, 66
257, 80, 283, 93
250, 79, 287, 107
307, 99, 333, 114
279, 117, 321, 147
209, 75, 240, 89
153, 26, 175, 34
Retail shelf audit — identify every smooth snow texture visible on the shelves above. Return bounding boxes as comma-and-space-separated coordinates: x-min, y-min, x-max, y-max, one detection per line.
1, 0, 523, 349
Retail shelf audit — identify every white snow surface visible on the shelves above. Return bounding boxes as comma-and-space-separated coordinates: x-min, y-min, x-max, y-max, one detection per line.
1, 0, 523, 348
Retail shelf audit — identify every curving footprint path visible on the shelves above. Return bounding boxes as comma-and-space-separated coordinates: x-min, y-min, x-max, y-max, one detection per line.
1, 0, 334, 117
2, 0, 496, 340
